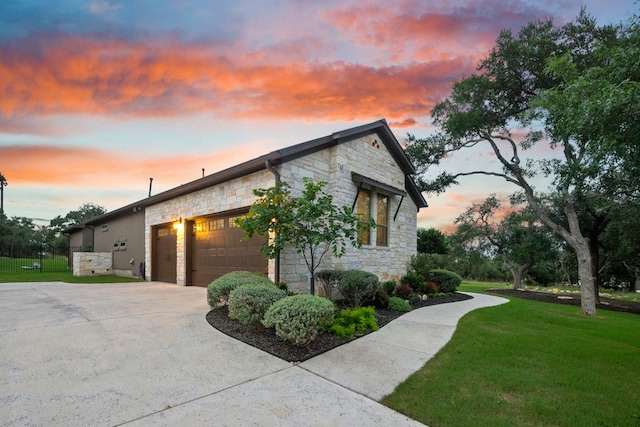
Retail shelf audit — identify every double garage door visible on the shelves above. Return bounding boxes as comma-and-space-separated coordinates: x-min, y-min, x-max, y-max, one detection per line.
189, 213, 267, 287
152, 212, 268, 286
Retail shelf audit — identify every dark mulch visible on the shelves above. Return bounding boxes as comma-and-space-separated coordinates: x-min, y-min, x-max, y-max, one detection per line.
488, 288, 640, 315
206, 292, 473, 363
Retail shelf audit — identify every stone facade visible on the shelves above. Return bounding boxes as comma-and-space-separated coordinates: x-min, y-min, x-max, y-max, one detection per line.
144, 170, 276, 285
73, 252, 112, 276
278, 134, 417, 291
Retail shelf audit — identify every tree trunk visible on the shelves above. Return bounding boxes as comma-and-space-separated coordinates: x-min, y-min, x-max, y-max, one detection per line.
575, 237, 597, 316
520, 186, 597, 316
501, 255, 531, 290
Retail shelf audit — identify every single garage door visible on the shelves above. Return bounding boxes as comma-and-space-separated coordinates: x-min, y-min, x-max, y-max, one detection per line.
189, 213, 268, 287
152, 224, 177, 283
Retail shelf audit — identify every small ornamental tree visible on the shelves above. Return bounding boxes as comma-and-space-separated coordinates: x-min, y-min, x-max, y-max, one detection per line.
236, 177, 366, 295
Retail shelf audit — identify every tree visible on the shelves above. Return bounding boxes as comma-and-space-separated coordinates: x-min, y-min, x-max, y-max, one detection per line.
236, 178, 363, 295
0, 172, 7, 214
455, 195, 555, 289
47, 203, 107, 250
417, 227, 449, 254
405, 11, 632, 316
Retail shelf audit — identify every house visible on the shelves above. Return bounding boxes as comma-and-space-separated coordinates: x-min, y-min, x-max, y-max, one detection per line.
67, 119, 428, 292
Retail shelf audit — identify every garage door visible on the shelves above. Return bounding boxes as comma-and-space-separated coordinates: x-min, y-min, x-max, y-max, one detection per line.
189, 213, 268, 287
152, 225, 177, 283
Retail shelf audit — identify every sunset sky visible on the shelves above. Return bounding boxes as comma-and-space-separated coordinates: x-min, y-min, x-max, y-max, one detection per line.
0, 0, 634, 232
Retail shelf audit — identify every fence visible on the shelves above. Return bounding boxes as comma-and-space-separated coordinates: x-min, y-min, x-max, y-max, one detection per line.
0, 244, 73, 274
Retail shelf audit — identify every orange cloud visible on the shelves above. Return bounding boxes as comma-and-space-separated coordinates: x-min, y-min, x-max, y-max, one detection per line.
0, 33, 474, 126
0, 141, 269, 191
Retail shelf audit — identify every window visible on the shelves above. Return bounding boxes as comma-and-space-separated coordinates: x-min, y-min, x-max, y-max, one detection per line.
209, 219, 225, 230
356, 189, 371, 245
376, 195, 388, 246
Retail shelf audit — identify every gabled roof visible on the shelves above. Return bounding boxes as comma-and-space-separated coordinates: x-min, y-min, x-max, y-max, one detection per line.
65, 119, 427, 232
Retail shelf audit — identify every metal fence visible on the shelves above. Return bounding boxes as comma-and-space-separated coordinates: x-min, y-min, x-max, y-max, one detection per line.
0, 244, 71, 274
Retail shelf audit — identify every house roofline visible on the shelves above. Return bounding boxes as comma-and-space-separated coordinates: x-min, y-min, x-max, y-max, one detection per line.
65, 119, 426, 231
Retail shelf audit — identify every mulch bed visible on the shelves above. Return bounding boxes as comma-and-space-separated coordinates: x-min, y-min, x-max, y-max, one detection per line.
206, 292, 473, 363
487, 288, 640, 315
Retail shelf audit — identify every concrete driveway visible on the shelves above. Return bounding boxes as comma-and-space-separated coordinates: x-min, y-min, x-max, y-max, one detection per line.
0, 282, 426, 426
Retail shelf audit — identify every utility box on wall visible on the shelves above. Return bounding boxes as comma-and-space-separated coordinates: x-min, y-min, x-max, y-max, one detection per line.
73, 252, 112, 276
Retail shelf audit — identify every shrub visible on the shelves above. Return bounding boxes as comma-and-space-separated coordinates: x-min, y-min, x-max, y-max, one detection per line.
427, 269, 463, 294
315, 269, 345, 300
262, 294, 336, 346
393, 282, 414, 299
400, 273, 426, 294
407, 293, 422, 305
388, 296, 412, 312
337, 270, 379, 308
364, 287, 390, 309
380, 280, 396, 295
207, 271, 274, 308
425, 281, 439, 295
330, 306, 379, 339
409, 253, 438, 278
228, 283, 287, 325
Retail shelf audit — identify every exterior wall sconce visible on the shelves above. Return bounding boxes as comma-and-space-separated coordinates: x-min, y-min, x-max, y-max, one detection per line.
173, 217, 182, 230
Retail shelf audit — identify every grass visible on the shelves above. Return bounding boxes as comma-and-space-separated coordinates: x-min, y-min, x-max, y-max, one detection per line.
0, 270, 143, 283
382, 281, 640, 426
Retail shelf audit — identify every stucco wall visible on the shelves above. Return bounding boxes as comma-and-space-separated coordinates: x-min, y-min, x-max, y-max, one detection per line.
93, 209, 145, 277
278, 133, 418, 292
145, 170, 276, 285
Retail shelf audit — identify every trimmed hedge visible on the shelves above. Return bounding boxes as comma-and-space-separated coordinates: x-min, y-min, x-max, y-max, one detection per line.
207, 271, 274, 309
337, 270, 379, 308
228, 283, 287, 325
427, 269, 463, 294
262, 294, 336, 346
388, 296, 412, 312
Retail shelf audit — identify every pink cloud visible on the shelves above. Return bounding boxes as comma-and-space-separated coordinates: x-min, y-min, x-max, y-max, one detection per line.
0, 33, 475, 127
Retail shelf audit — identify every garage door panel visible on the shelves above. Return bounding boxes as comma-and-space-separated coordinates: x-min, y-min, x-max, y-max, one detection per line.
190, 214, 267, 287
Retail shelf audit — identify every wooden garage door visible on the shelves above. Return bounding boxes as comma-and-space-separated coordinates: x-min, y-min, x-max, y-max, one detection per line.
152, 225, 177, 283
189, 214, 268, 287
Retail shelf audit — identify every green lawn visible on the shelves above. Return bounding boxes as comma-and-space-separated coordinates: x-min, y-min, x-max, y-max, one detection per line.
0, 270, 143, 283
382, 282, 640, 426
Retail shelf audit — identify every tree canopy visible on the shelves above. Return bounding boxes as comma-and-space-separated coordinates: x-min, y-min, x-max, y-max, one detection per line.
405, 10, 638, 315
236, 178, 362, 294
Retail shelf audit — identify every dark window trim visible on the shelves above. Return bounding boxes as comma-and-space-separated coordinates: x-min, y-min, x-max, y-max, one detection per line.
351, 172, 406, 197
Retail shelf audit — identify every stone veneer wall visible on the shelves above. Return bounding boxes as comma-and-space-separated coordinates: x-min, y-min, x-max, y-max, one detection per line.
73, 252, 112, 276
278, 133, 418, 292
145, 170, 276, 285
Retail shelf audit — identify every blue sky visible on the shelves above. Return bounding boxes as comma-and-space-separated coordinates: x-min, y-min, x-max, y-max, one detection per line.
0, 0, 635, 230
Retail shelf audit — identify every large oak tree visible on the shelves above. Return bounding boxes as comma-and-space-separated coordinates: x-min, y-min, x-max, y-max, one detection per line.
406, 11, 637, 315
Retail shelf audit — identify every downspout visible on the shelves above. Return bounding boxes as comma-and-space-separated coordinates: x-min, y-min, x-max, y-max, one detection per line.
265, 159, 281, 284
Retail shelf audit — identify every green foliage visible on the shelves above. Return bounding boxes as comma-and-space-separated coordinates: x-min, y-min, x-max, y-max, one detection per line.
399, 273, 425, 294
407, 293, 422, 305
236, 178, 361, 295
427, 269, 463, 294
227, 283, 287, 325
329, 306, 379, 339
262, 294, 336, 346
417, 227, 449, 254
380, 280, 396, 295
337, 269, 379, 308
388, 296, 412, 312
364, 287, 390, 309
314, 269, 345, 300
207, 271, 274, 309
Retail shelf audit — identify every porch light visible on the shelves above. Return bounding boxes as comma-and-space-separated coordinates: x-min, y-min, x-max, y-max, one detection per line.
173, 217, 182, 230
